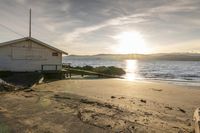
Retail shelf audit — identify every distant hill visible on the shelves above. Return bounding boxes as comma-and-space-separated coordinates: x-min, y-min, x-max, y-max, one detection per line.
64, 53, 200, 61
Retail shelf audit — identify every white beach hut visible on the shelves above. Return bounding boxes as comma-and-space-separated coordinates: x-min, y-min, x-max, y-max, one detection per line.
0, 9, 68, 72
0, 37, 68, 72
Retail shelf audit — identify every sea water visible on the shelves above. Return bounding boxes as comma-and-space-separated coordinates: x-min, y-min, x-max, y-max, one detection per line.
63, 57, 200, 86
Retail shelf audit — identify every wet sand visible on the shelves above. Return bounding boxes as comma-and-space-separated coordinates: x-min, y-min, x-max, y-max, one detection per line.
0, 79, 200, 133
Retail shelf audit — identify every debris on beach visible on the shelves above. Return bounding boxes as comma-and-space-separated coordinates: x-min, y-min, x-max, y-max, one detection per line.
165, 106, 173, 110
80, 99, 114, 109
0, 82, 18, 92
23, 88, 35, 92
151, 88, 163, 92
140, 99, 147, 103
21, 94, 34, 98
178, 107, 186, 113
144, 112, 152, 116
118, 97, 125, 99
111, 96, 116, 99
54, 94, 71, 100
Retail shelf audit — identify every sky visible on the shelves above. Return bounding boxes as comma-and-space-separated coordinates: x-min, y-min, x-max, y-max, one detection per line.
0, 0, 200, 55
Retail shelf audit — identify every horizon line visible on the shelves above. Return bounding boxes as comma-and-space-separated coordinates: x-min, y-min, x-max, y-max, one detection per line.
66, 52, 200, 56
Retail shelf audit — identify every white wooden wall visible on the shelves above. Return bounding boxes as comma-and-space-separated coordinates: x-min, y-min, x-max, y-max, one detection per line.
0, 40, 62, 72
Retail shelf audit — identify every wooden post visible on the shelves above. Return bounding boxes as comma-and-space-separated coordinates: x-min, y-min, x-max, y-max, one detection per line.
66, 72, 68, 77
194, 108, 200, 133
29, 8, 31, 38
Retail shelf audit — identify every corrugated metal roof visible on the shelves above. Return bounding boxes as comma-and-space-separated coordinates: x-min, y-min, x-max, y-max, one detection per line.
0, 37, 68, 55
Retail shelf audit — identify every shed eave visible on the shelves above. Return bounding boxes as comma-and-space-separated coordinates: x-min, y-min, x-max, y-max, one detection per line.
0, 37, 68, 55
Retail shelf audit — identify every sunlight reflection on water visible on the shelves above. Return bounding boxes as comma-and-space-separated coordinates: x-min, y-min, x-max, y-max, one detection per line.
124, 60, 140, 81
64, 57, 200, 85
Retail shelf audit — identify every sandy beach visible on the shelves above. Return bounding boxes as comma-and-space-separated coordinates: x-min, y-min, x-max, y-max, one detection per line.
0, 79, 200, 133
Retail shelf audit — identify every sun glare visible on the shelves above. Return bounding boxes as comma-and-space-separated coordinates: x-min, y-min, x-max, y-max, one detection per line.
125, 60, 138, 80
114, 31, 149, 54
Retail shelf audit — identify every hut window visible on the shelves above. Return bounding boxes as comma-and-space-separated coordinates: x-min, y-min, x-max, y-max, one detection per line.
52, 52, 58, 56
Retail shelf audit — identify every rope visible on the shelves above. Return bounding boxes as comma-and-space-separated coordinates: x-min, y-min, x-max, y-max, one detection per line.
0, 23, 25, 38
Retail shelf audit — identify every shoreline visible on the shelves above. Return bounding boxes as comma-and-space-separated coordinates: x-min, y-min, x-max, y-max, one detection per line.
120, 78, 200, 88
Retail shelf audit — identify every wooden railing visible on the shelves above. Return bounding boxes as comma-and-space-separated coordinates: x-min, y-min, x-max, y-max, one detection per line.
41, 64, 62, 71
64, 67, 123, 79
62, 63, 71, 68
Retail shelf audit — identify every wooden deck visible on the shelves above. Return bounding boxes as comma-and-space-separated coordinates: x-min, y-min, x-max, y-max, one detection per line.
63, 68, 123, 79
41, 63, 123, 79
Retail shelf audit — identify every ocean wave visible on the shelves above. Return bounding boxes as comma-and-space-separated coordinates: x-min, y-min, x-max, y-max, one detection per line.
180, 74, 200, 78
141, 73, 176, 79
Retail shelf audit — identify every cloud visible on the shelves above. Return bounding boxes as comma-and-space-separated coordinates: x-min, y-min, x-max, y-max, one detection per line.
15, 0, 26, 4
59, 13, 149, 43
0, 0, 200, 54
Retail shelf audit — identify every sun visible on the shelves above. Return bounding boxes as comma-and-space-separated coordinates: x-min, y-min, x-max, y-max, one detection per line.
114, 31, 149, 54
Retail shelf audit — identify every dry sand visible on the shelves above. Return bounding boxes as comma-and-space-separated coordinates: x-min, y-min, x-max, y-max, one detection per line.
0, 79, 200, 133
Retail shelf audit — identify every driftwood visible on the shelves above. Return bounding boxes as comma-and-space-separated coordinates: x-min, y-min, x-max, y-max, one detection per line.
194, 108, 200, 133
0, 82, 18, 92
